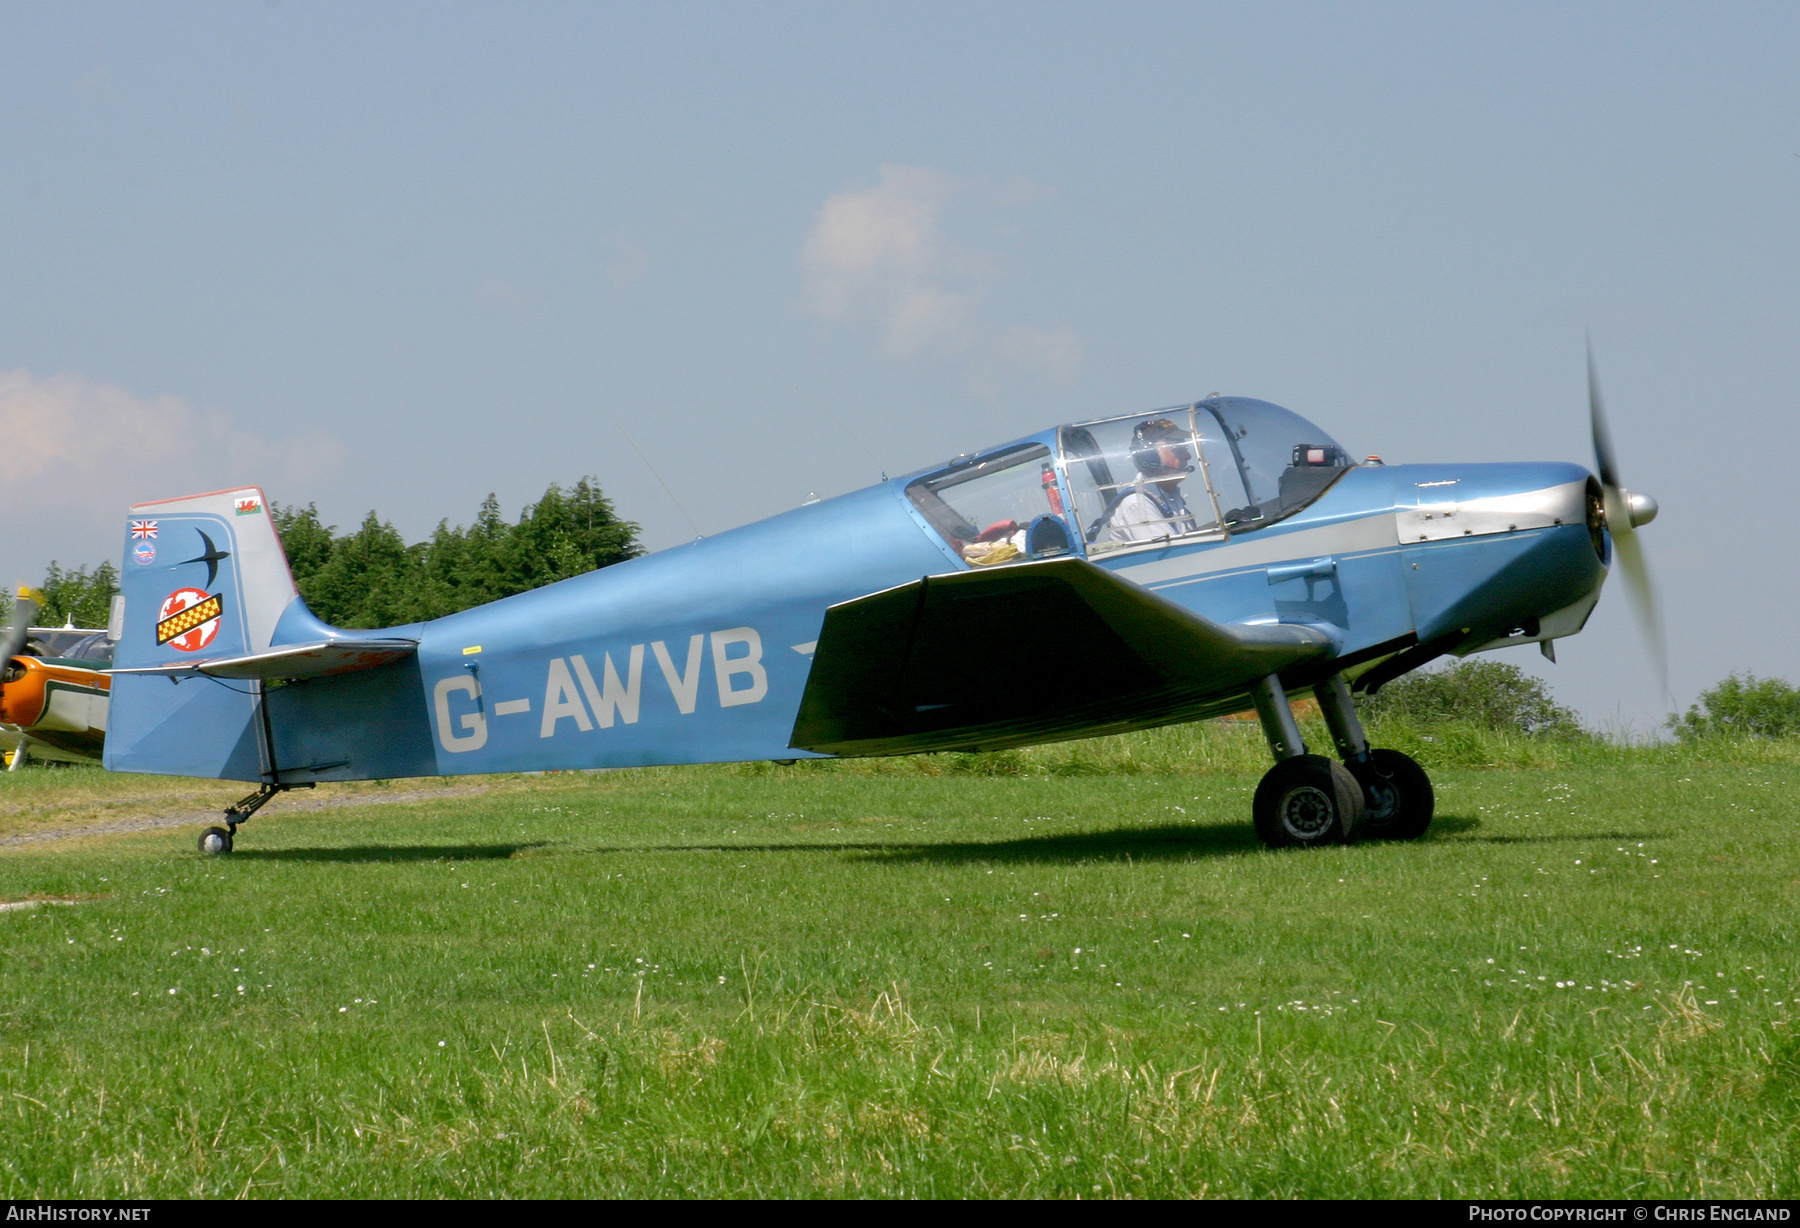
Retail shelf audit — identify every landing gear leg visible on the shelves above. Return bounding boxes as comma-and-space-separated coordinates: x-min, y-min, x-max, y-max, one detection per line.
1248, 675, 1365, 849
197, 781, 312, 855
7, 738, 25, 772
1316, 673, 1434, 840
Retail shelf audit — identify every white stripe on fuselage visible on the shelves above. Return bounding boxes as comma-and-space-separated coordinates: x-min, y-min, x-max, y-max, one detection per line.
1109, 479, 1585, 594
1111, 512, 1400, 592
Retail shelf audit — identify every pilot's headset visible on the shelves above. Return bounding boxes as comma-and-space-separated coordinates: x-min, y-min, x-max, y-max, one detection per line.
1130, 419, 1194, 479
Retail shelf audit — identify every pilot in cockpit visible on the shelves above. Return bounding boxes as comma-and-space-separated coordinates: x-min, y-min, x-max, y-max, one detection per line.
1105, 418, 1201, 543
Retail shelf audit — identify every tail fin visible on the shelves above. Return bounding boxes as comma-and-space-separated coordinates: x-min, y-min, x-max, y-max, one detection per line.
106, 487, 298, 779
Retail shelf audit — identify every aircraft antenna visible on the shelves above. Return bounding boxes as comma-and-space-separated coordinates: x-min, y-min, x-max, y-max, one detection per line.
839, 419, 888, 483
614, 421, 705, 541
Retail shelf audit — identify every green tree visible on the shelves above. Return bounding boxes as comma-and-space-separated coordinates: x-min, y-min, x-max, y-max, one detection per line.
1360, 659, 1582, 736
270, 503, 338, 590
1669, 674, 1800, 741
462, 480, 636, 603
36, 561, 120, 630
296, 512, 417, 628
409, 494, 511, 620
273, 477, 642, 628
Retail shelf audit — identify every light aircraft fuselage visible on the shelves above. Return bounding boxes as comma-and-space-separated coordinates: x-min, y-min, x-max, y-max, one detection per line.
103, 398, 1609, 794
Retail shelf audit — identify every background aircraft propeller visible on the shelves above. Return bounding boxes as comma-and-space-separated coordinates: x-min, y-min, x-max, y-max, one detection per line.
1, 587, 41, 669
1587, 340, 1667, 696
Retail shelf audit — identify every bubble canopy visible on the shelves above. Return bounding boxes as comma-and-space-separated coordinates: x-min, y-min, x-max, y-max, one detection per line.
904, 398, 1354, 565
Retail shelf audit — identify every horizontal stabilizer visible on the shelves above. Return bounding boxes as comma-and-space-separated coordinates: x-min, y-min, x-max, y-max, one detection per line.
110, 638, 418, 682
790, 557, 1333, 756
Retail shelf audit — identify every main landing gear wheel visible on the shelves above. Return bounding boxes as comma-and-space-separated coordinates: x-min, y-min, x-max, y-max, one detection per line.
1253, 754, 1366, 849
1350, 749, 1434, 840
198, 826, 233, 856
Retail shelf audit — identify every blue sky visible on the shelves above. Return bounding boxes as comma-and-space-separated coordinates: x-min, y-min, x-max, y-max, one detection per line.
2, 2, 1795, 731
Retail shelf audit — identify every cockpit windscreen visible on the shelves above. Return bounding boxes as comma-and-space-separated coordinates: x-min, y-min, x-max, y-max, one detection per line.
1200, 398, 1352, 532
905, 444, 1071, 567
907, 398, 1355, 568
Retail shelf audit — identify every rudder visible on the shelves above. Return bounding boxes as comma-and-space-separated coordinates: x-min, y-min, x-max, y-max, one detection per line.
106, 488, 298, 779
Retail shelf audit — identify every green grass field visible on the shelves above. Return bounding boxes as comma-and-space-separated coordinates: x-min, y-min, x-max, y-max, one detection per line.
2, 724, 1797, 1198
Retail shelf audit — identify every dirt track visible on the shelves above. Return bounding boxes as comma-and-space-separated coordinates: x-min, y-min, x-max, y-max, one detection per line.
0, 784, 495, 847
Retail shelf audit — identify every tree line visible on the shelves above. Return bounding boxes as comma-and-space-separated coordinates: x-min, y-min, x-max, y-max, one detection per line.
272, 477, 640, 627
0, 560, 122, 632
2, 477, 641, 631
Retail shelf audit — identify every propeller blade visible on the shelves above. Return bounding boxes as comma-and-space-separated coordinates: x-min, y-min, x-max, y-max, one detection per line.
1586, 339, 1669, 697
1588, 336, 1631, 533
1587, 337, 1621, 491
1611, 527, 1668, 697
1, 587, 41, 666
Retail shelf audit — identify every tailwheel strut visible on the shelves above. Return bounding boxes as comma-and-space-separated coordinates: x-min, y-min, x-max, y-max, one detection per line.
198, 782, 313, 855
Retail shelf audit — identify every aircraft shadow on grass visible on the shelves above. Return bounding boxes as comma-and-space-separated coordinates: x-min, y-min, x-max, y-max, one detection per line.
856, 822, 1263, 864
847, 814, 1590, 863
235, 842, 549, 863
227, 818, 1657, 866
567, 815, 1494, 866
1382, 817, 1663, 845
566, 824, 1268, 864
1445, 828, 1660, 846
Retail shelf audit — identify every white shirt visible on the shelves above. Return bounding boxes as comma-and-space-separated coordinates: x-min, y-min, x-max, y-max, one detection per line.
1106, 483, 1197, 543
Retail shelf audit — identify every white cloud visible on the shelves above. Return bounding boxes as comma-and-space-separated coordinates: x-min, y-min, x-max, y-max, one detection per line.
801, 164, 1083, 385
0, 368, 342, 580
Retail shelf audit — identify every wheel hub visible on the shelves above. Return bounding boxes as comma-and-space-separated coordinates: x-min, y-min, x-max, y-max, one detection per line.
1364, 777, 1400, 825
1279, 785, 1335, 838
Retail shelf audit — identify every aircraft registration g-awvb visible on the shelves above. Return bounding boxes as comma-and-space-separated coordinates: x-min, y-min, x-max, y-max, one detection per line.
104, 374, 1658, 856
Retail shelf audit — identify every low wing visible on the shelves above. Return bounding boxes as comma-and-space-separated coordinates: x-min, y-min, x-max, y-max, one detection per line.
790, 557, 1333, 756
109, 638, 418, 682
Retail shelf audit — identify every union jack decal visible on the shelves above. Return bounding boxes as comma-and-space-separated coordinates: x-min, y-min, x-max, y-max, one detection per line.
130, 520, 158, 539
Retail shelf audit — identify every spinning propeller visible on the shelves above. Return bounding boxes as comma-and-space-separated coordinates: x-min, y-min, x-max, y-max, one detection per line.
1586, 340, 1666, 693
1, 586, 41, 670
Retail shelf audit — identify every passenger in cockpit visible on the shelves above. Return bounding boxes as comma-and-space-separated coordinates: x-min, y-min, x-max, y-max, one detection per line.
1105, 418, 1200, 542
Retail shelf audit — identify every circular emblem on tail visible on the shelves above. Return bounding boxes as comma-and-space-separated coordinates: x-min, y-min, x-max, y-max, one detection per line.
157, 587, 222, 652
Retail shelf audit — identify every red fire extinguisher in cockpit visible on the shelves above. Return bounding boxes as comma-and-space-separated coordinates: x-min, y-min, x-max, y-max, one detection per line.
1041, 464, 1065, 516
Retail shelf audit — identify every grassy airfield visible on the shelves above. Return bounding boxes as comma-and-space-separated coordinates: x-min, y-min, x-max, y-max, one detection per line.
0, 723, 1797, 1199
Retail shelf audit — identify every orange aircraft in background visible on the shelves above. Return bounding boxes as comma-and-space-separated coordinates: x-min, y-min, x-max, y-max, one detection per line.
0, 587, 114, 768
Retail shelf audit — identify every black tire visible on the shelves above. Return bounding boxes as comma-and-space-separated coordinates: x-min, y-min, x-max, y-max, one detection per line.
1253, 754, 1367, 849
1351, 748, 1434, 840
198, 826, 233, 855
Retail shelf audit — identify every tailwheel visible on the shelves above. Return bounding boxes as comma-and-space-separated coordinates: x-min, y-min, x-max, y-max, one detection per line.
194, 783, 309, 855
1253, 754, 1366, 849
1349, 748, 1434, 840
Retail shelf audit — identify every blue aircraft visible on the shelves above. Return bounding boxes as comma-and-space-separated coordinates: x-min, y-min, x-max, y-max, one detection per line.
104, 360, 1658, 855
